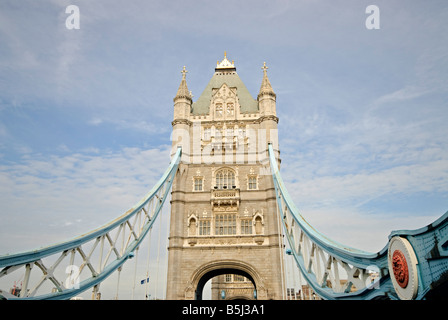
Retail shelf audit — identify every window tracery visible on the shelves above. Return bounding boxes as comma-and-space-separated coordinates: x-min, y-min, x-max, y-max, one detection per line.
215, 168, 236, 189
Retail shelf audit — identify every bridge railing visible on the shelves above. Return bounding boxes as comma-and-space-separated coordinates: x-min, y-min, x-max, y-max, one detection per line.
269, 143, 448, 300
0, 147, 181, 300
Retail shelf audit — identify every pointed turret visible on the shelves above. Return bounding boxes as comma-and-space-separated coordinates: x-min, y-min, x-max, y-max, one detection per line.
258, 62, 276, 99
174, 66, 193, 103
257, 62, 276, 117
173, 66, 192, 122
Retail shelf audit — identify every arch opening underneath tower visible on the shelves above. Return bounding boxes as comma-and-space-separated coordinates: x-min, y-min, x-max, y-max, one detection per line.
195, 268, 256, 300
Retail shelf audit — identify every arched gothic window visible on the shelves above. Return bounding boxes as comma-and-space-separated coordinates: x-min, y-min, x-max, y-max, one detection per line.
216, 104, 223, 117
215, 168, 236, 189
226, 103, 234, 116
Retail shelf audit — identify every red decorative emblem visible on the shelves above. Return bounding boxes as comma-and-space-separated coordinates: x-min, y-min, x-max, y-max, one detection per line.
392, 250, 409, 288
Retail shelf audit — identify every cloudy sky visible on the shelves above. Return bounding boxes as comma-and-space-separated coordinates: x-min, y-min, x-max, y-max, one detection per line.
0, 0, 447, 297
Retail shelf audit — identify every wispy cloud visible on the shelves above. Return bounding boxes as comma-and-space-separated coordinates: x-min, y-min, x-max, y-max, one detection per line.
88, 117, 170, 135
373, 86, 432, 105
0, 145, 172, 254
0, 1, 447, 287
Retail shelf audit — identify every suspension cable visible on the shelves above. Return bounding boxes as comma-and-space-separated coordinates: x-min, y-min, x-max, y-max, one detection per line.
289, 253, 297, 300
115, 267, 122, 300
163, 205, 170, 299
276, 205, 287, 300
155, 205, 163, 299
145, 228, 152, 300
132, 247, 139, 300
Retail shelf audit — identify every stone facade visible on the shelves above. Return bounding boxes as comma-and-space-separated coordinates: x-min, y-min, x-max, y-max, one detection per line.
166, 54, 284, 300
211, 274, 256, 300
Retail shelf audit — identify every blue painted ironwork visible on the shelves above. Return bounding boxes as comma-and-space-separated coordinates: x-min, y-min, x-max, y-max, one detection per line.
1, 143, 446, 300
268, 143, 448, 300
388, 212, 448, 299
0, 147, 182, 300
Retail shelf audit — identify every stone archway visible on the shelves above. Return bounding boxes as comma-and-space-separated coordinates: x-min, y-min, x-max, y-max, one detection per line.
185, 260, 267, 300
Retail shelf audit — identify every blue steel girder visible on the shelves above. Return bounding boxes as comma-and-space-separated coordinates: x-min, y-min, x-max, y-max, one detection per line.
388, 213, 448, 299
268, 143, 448, 300
0, 147, 182, 300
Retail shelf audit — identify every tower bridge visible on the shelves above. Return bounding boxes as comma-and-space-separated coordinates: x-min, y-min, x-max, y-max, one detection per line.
1, 54, 447, 301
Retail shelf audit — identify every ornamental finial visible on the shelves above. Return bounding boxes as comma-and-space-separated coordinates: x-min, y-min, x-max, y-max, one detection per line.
262, 62, 268, 73
181, 66, 188, 79
215, 52, 235, 70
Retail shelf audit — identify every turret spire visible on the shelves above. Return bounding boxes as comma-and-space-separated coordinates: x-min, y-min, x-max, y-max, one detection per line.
258, 62, 275, 99
174, 66, 192, 102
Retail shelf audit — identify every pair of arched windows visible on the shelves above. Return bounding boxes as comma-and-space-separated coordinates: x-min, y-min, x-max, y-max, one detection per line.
215, 103, 234, 118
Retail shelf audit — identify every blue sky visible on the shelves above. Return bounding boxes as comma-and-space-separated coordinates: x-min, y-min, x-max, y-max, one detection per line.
1, 0, 447, 261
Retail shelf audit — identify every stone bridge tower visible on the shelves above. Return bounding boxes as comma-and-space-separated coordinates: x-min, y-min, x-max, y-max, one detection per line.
166, 53, 284, 300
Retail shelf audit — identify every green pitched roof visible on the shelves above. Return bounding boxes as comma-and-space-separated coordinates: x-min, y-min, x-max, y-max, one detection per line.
191, 71, 259, 115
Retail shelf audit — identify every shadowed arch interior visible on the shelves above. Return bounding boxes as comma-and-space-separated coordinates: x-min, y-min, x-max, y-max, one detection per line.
195, 268, 256, 300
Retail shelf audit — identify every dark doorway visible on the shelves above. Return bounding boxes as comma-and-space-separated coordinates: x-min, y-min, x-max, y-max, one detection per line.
195, 268, 256, 300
